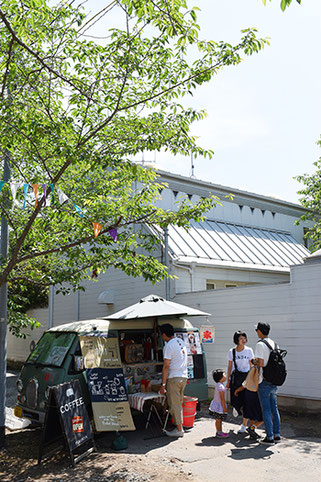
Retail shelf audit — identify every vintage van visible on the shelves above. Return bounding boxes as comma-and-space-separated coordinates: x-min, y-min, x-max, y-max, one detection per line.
14, 317, 208, 424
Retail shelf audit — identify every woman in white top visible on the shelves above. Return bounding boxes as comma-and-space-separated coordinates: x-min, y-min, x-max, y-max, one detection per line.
226, 331, 254, 433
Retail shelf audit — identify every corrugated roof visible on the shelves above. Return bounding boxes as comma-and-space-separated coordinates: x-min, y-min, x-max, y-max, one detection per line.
153, 220, 310, 271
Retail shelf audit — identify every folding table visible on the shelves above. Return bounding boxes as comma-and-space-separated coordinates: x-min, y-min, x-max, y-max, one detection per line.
128, 392, 168, 435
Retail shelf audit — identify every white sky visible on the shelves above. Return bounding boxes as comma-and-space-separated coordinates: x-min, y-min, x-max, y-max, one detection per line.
87, 0, 321, 204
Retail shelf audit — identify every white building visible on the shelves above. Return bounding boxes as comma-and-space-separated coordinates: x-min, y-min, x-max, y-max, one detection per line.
8, 170, 319, 410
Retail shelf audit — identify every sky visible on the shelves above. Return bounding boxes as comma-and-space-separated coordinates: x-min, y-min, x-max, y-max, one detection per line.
86, 0, 321, 204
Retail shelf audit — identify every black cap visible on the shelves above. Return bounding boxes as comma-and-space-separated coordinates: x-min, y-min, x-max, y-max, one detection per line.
255, 322, 270, 335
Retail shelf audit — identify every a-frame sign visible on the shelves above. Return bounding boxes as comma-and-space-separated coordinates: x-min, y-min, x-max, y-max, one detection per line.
38, 379, 95, 466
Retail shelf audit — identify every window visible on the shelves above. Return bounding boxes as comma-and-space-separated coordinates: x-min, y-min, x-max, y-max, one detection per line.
225, 283, 238, 288
206, 281, 216, 290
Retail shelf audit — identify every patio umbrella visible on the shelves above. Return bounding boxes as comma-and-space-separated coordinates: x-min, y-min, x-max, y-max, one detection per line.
106, 294, 210, 320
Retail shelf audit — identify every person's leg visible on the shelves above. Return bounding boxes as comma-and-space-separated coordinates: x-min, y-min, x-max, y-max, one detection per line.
258, 381, 273, 440
270, 385, 281, 437
177, 378, 187, 432
215, 418, 222, 433
166, 378, 183, 431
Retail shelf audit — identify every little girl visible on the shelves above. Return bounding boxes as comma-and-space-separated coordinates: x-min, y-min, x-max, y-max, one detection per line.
209, 369, 229, 438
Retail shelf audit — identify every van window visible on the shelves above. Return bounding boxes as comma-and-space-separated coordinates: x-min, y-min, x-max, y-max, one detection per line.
27, 332, 76, 367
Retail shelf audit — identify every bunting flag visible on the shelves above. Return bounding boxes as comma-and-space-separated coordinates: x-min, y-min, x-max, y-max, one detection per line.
32, 184, 39, 209
56, 187, 68, 204
74, 204, 85, 218
50, 183, 55, 204
93, 222, 102, 239
42, 184, 47, 207
109, 228, 117, 242
23, 183, 29, 209
0, 181, 120, 246
10, 182, 22, 209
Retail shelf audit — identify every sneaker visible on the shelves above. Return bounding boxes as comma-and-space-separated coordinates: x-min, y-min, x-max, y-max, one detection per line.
216, 432, 229, 438
259, 436, 275, 445
246, 426, 260, 440
232, 408, 239, 418
274, 436, 281, 443
165, 428, 184, 438
238, 425, 247, 434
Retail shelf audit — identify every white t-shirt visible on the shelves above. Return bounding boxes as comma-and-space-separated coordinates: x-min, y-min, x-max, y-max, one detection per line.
255, 337, 276, 383
163, 337, 188, 379
227, 346, 254, 373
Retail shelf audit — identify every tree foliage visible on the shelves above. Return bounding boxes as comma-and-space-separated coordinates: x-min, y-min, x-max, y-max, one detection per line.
262, 0, 302, 11
295, 142, 321, 252
0, 0, 267, 336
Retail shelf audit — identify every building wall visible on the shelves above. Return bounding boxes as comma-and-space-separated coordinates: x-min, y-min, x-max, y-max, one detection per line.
172, 264, 289, 293
7, 268, 168, 362
174, 259, 321, 402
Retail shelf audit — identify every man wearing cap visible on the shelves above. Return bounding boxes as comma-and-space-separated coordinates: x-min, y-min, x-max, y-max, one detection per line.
159, 323, 188, 438
254, 322, 281, 445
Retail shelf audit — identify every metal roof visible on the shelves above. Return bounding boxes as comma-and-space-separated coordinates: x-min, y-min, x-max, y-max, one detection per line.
155, 220, 310, 271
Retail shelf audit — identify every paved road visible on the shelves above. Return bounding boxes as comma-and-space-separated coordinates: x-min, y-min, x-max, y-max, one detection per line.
5, 372, 321, 481
120, 414, 321, 482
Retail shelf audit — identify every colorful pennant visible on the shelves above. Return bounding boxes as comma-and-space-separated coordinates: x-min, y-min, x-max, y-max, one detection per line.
109, 228, 117, 242
74, 204, 85, 218
32, 184, 38, 209
23, 183, 29, 209
0, 180, 120, 245
93, 222, 102, 238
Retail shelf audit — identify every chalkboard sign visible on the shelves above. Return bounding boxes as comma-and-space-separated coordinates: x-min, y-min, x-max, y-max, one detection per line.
80, 335, 135, 432
86, 368, 135, 431
38, 379, 95, 466
87, 368, 128, 403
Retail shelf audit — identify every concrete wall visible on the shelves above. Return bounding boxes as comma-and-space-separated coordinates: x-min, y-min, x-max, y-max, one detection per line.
174, 259, 321, 406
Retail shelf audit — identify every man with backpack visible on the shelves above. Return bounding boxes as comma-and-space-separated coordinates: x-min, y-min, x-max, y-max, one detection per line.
254, 322, 286, 445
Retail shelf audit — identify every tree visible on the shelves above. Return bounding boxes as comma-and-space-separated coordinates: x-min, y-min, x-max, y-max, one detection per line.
262, 0, 302, 11
295, 144, 321, 252
0, 0, 267, 335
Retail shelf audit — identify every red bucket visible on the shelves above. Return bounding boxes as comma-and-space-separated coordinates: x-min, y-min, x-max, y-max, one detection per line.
182, 396, 198, 428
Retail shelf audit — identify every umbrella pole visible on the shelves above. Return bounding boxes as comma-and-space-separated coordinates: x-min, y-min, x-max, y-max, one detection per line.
153, 316, 158, 361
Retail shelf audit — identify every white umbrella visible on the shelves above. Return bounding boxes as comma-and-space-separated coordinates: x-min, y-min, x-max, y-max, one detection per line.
106, 294, 210, 320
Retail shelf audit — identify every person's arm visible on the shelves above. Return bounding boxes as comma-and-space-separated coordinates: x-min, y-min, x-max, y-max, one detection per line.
256, 357, 264, 368
159, 358, 170, 395
234, 385, 244, 397
219, 390, 227, 413
254, 343, 264, 368
226, 360, 233, 389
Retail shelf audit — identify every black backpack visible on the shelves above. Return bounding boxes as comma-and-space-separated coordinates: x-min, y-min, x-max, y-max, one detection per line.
260, 339, 287, 386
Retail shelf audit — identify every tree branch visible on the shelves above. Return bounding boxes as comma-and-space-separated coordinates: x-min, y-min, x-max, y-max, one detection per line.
0, 8, 94, 102
0, 37, 14, 98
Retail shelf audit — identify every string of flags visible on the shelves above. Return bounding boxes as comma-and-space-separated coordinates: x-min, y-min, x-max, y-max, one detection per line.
0, 181, 117, 242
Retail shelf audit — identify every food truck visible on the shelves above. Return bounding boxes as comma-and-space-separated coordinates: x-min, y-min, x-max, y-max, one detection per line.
14, 296, 209, 426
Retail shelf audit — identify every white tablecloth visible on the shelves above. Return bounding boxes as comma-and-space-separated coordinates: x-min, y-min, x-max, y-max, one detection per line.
128, 392, 165, 412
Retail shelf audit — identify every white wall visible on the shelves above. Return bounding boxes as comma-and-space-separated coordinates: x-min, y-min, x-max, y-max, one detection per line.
172, 264, 289, 293
175, 259, 321, 401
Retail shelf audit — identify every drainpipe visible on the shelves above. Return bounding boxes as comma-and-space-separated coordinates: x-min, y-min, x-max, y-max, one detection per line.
172, 261, 194, 292
164, 227, 170, 300
76, 290, 80, 321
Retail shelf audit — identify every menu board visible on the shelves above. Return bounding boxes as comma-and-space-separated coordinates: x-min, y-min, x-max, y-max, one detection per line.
79, 336, 121, 369
80, 336, 135, 432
